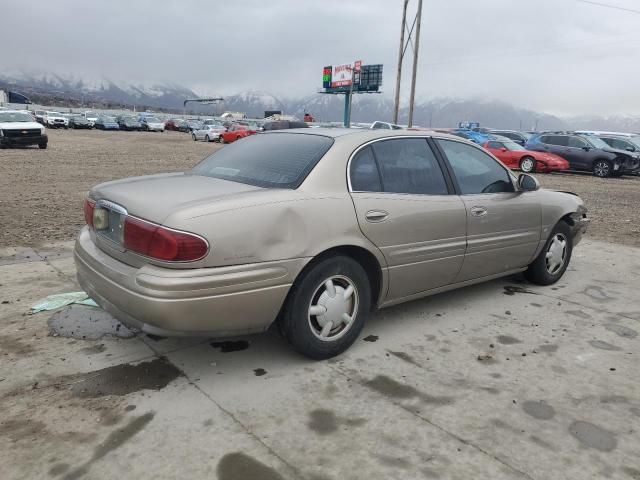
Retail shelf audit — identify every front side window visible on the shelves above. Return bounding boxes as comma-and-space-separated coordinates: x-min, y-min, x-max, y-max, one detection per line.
487, 141, 503, 149
192, 132, 333, 189
370, 138, 449, 195
437, 139, 515, 195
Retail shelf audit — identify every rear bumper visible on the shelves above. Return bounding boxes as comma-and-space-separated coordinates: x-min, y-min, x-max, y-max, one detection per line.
74, 227, 306, 337
0, 134, 47, 146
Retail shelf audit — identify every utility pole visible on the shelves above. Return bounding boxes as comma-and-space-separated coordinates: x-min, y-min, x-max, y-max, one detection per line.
393, 0, 409, 125
407, 0, 422, 127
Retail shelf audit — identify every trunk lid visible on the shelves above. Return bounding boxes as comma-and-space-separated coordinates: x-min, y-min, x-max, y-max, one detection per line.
91, 172, 262, 224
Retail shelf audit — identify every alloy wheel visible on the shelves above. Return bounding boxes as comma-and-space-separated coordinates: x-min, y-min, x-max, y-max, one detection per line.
594, 161, 610, 178
520, 157, 535, 173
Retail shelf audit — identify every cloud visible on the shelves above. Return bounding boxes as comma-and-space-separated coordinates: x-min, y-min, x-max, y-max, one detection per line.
1, 0, 640, 115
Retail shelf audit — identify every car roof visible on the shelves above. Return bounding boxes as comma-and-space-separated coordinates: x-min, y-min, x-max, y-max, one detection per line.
263, 128, 469, 143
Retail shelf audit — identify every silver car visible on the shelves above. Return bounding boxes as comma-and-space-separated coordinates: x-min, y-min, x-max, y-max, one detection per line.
192, 124, 226, 142
75, 129, 589, 359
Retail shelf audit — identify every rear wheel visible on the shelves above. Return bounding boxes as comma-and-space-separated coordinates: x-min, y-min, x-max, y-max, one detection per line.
38, 142, 47, 149
279, 255, 371, 360
519, 156, 536, 173
525, 221, 572, 285
593, 160, 612, 178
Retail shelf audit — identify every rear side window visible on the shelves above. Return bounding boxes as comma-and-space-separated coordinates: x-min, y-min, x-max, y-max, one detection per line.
371, 138, 449, 195
568, 136, 587, 148
437, 139, 515, 195
350, 146, 382, 192
541, 135, 568, 146
192, 133, 333, 188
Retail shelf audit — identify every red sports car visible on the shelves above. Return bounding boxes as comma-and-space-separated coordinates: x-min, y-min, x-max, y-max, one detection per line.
220, 124, 257, 144
483, 137, 569, 173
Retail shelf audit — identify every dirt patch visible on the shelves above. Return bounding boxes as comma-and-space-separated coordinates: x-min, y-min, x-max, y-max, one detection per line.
48, 305, 135, 340
0, 129, 218, 247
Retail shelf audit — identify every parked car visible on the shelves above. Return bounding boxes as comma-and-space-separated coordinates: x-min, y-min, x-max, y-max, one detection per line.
76, 129, 588, 359
525, 132, 640, 177
118, 116, 142, 131
370, 121, 403, 130
595, 134, 640, 153
219, 124, 256, 143
262, 120, 309, 131
489, 130, 531, 146
83, 112, 99, 127
186, 120, 204, 132
192, 124, 226, 142
165, 119, 187, 131
34, 110, 46, 125
483, 136, 569, 173
44, 111, 68, 129
140, 116, 165, 132
0, 110, 48, 149
452, 129, 491, 144
94, 116, 120, 130
68, 114, 92, 129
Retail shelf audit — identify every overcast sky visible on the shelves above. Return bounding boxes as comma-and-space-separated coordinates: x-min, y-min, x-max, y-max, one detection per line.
2, 0, 640, 115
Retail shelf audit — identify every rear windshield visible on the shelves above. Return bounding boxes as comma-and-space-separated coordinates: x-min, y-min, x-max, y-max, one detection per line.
191, 133, 334, 189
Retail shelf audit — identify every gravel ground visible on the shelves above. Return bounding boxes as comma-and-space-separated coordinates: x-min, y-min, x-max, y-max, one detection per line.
1, 129, 639, 247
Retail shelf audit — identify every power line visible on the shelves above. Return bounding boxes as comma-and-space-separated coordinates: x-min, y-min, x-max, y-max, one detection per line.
576, 0, 640, 14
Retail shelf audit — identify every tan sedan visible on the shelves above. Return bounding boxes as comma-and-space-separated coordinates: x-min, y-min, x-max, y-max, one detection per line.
75, 129, 589, 359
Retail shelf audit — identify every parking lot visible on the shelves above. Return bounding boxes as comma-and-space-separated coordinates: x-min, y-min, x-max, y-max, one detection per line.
1, 130, 639, 479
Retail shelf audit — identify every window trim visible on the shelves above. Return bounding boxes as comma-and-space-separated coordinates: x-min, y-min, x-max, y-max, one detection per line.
432, 136, 518, 196
346, 136, 456, 196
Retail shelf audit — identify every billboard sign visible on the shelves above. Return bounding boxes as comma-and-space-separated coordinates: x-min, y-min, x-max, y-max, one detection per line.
331, 64, 353, 87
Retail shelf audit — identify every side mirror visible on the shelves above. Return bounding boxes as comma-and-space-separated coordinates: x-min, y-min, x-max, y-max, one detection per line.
626, 146, 635, 152
582, 146, 591, 151
518, 173, 540, 192
501, 147, 507, 152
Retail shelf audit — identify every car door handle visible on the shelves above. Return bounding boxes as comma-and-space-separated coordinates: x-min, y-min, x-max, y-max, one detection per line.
470, 206, 488, 217
365, 210, 389, 222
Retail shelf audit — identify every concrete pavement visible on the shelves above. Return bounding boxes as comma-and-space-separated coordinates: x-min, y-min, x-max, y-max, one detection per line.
0, 239, 639, 480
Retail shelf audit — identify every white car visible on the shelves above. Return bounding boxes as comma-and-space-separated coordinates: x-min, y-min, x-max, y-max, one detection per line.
0, 110, 48, 149
370, 121, 404, 130
192, 124, 226, 142
141, 116, 165, 132
83, 112, 98, 127
44, 111, 68, 129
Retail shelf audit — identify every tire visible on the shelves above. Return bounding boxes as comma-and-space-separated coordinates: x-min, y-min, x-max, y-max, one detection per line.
519, 156, 536, 173
219, 136, 225, 144
205, 135, 210, 142
524, 221, 572, 286
279, 255, 371, 360
39, 143, 47, 149
192, 134, 197, 141
593, 159, 612, 178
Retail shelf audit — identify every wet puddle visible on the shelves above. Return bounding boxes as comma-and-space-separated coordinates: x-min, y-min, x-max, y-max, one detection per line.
48, 305, 135, 340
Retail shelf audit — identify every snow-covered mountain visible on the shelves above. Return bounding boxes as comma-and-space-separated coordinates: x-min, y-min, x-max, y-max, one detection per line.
5, 71, 640, 131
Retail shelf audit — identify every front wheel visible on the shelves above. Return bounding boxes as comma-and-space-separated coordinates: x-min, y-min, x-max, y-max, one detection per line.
205, 135, 210, 142
279, 255, 371, 360
525, 221, 572, 285
519, 156, 536, 173
39, 143, 47, 149
593, 160, 612, 178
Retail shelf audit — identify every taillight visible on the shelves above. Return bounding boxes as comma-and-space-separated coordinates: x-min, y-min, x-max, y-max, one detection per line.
123, 216, 208, 262
84, 199, 95, 227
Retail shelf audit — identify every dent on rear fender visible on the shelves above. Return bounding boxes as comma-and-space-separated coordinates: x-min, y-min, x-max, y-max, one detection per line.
261, 206, 309, 258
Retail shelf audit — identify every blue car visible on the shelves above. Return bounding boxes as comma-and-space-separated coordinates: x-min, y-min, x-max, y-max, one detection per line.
94, 115, 120, 130
452, 128, 491, 144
